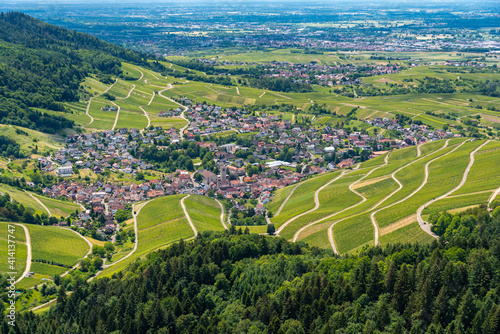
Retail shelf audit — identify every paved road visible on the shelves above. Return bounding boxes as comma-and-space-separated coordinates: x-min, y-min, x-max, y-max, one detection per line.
85, 97, 95, 125
85, 79, 118, 125
489, 186, 500, 210
325, 154, 390, 252
123, 84, 136, 99
134, 66, 144, 80
157, 85, 190, 140
416, 139, 487, 236
292, 154, 389, 243
148, 91, 155, 105
102, 200, 150, 268
369, 140, 451, 245
180, 195, 198, 237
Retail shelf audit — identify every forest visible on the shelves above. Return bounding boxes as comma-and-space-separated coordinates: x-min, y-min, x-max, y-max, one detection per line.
2, 204, 499, 333
0, 12, 163, 133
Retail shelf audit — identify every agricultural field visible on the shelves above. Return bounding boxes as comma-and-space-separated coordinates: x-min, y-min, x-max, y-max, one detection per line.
264, 138, 500, 254
0, 184, 47, 215
10, 224, 90, 289
27, 225, 89, 267
31, 194, 82, 218
184, 195, 226, 232
54, 57, 500, 137
100, 195, 194, 277
0, 223, 27, 279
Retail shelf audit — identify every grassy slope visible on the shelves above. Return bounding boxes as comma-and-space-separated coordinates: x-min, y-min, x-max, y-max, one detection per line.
0, 222, 27, 280
0, 184, 47, 215
184, 195, 225, 232
32, 193, 81, 218
100, 195, 193, 277
27, 225, 88, 267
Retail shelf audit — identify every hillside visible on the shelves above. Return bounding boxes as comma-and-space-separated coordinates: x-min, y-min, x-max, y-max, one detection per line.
266, 139, 500, 253
0, 12, 163, 133
5, 207, 500, 333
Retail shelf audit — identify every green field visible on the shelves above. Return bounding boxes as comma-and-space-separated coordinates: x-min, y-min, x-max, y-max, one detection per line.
0, 185, 47, 215
0, 223, 27, 280
184, 195, 226, 232
27, 225, 89, 267
32, 194, 81, 218
379, 222, 436, 245
100, 195, 194, 277
260, 139, 500, 254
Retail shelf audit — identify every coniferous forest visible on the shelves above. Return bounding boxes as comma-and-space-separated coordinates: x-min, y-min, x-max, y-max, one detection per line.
1, 205, 499, 334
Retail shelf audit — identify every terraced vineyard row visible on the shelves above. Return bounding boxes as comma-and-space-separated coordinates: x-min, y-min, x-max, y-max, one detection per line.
266, 138, 500, 254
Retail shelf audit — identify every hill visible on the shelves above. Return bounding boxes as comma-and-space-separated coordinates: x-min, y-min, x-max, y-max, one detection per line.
6, 206, 500, 333
0, 12, 164, 133
266, 139, 500, 254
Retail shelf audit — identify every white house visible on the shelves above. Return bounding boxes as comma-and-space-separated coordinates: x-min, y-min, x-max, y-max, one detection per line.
57, 166, 73, 176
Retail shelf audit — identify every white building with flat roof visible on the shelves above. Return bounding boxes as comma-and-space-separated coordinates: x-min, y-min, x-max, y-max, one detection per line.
57, 166, 73, 176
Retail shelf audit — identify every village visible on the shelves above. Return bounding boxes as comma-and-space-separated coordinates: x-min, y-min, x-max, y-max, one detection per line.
31, 100, 462, 238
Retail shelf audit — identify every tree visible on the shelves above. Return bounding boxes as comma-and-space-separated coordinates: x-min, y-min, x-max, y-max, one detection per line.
267, 224, 275, 235
296, 164, 302, 174
115, 209, 128, 223
92, 257, 103, 269
104, 242, 115, 253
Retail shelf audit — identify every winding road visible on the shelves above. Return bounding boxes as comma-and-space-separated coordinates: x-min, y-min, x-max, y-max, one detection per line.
139, 107, 151, 130
103, 200, 150, 268
157, 85, 190, 140
276, 171, 347, 235
180, 195, 198, 237
25, 191, 51, 217
134, 67, 144, 81
417, 140, 490, 236
110, 101, 121, 131
369, 140, 452, 244
85, 79, 117, 125
215, 199, 228, 230
489, 186, 500, 209
148, 91, 155, 105
14, 224, 31, 285
293, 153, 390, 243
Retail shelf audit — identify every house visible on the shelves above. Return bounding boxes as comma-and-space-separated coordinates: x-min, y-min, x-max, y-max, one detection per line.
200, 169, 217, 184
337, 159, 354, 169
57, 166, 73, 176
